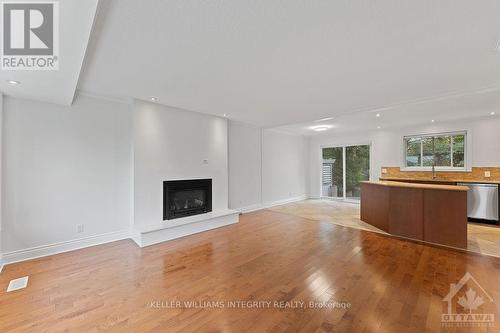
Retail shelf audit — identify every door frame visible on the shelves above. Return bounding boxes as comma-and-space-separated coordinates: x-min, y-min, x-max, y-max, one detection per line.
319, 142, 373, 202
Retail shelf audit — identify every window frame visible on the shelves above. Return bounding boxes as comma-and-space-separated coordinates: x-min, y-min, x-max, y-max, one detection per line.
401, 131, 467, 171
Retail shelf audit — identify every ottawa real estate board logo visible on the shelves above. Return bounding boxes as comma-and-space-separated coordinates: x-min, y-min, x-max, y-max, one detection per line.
1, 1, 59, 70
442, 272, 495, 328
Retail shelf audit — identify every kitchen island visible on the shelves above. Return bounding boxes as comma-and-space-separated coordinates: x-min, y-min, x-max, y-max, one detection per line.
360, 181, 469, 249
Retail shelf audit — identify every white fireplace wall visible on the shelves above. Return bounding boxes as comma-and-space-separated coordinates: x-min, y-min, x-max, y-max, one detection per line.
133, 100, 229, 227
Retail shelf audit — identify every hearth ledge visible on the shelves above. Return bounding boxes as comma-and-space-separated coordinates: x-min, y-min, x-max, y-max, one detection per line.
131, 210, 239, 247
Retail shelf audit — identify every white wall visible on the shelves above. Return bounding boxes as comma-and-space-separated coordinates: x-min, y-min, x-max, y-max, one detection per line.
228, 121, 309, 211
0, 93, 3, 264
228, 122, 262, 210
133, 100, 228, 226
309, 117, 500, 198
262, 130, 308, 203
1, 95, 132, 253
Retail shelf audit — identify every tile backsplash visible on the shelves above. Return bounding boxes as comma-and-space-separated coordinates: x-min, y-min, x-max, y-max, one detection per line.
380, 167, 500, 182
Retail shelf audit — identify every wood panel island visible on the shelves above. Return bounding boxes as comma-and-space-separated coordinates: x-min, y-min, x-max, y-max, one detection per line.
360, 181, 469, 249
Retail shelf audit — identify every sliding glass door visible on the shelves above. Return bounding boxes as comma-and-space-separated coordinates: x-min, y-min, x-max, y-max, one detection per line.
322, 144, 370, 201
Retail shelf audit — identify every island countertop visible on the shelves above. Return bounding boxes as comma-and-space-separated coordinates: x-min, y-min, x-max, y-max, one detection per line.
361, 180, 470, 192
360, 181, 468, 249
379, 177, 500, 185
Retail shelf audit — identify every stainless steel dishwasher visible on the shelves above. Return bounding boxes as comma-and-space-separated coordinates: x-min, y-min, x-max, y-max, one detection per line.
458, 183, 499, 222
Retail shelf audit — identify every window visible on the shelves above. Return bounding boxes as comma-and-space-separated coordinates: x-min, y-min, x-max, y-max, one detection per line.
403, 132, 466, 169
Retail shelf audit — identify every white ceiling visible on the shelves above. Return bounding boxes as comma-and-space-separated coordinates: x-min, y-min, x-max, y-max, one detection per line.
0, 0, 98, 105
77, 0, 500, 127
4, 1, 500, 130
273, 87, 500, 136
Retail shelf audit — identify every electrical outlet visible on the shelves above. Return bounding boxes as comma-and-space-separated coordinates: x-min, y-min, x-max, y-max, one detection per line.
382, 168, 388, 174
202, 159, 209, 165
77, 224, 84, 233
485, 171, 491, 178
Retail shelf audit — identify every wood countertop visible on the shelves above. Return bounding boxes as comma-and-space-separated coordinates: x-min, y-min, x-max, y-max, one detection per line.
379, 177, 500, 185
362, 180, 469, 191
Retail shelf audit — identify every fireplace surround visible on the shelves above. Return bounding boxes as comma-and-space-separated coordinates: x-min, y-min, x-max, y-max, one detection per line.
163, 179, 212, 220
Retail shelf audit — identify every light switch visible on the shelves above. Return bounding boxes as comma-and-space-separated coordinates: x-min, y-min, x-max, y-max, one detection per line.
485, 171, 491, 178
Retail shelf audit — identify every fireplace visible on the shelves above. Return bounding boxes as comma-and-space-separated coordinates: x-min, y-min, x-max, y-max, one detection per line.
163, 179, 212, 220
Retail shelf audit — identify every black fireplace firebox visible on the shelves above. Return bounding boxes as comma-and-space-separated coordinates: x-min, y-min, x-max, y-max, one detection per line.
163, 179, 212, 220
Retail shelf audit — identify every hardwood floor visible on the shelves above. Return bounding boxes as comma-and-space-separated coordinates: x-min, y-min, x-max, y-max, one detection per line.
270, 199, 500, 257
269, 199, 385, 233
1, 209, 500, 332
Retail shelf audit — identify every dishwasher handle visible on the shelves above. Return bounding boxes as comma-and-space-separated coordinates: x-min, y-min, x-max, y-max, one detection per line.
461, 183, 499, 188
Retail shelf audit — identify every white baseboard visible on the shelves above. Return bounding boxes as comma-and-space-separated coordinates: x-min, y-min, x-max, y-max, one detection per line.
262, 194, 308, 209
0, 196, 308, 269
0, 229, 131, 267
236, 194, 308, 214
238, 203, 264, 214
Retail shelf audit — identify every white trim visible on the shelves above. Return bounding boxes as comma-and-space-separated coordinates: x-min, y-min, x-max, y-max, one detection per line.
342, 146, 347, 199
236, 194, 309, 214
0, 229, 131, 266
403, 130, 467, 139
401, 167, 467, 172
238, 203, 265, 214
262, 195, 308, 209
0, 193, 303, 267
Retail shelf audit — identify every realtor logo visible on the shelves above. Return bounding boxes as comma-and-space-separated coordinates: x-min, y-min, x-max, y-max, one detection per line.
442, 272, 495, 328
1, 1, 59, 70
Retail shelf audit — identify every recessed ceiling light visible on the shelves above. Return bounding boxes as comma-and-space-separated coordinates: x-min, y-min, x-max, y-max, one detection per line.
315, 117, 334, 122
7, 80, 20, 85
376, 113, 381, 118
310, 125, 332, 132
491, 111, 496, 116
223, 113, 228, 117
377, 126, 381, 129
431, 119, 435, 123
150, 97, 158, 102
